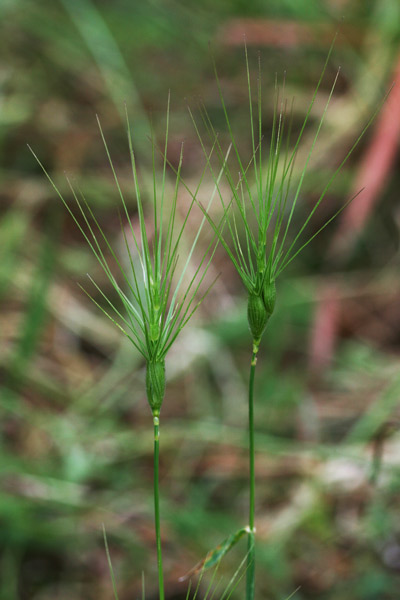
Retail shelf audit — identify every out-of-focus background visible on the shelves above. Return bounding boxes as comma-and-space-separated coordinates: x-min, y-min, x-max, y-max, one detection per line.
1, 1, 400, 598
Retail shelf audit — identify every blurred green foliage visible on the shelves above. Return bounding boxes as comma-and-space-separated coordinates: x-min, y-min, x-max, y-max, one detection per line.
1, 0, 400, 599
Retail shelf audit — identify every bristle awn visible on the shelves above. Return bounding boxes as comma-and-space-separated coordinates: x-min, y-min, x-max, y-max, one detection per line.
158, 90, 171, 271
275, 69, 341, 260
275, 86, 390, 277
244, 41, 258, 194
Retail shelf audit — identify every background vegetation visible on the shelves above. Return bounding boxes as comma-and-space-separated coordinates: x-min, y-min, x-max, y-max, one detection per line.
1, 0, 400, 598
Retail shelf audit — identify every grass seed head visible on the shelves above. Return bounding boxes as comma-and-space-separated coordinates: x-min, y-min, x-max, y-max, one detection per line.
30, 95, 218, 418
190, 39, 382, 348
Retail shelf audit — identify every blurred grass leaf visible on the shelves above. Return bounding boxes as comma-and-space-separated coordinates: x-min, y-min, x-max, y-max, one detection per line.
180, 527, 248, 581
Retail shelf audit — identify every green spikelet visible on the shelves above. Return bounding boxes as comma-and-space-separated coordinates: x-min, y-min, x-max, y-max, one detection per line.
247, 279, 276, 343
146, 359, 166, 415
247, 293, 268, 342
263, 278, 276, 316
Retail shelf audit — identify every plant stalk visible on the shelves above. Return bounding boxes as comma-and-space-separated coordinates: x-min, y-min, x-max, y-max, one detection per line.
246, 343, 258, 600
153, 414, 165, 600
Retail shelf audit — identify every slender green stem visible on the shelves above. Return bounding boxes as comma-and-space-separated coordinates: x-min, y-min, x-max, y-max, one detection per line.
246, 342, 258, 600
153, 414, 165, 600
